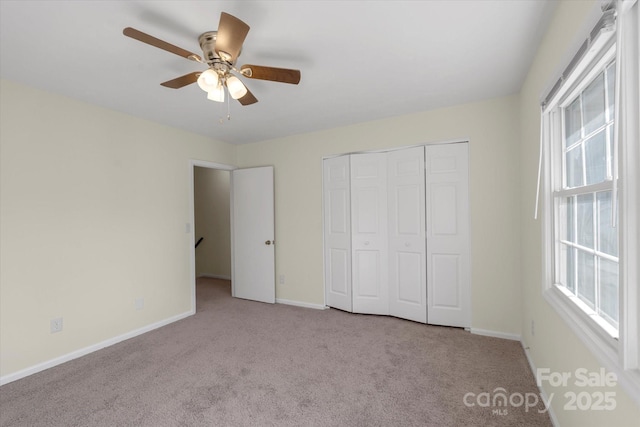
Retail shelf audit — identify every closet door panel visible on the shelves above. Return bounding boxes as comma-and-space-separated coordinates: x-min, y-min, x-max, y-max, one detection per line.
396, 251, 422, 302
354, 250, 382, 296
388, 146, 427, 323
351, 153, 389, 315
328, 248, 350, 296
426, 143, 470, 327
323, 156, 352, 312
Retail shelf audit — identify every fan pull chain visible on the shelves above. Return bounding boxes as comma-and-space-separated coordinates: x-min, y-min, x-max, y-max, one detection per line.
217, 86, 232, 125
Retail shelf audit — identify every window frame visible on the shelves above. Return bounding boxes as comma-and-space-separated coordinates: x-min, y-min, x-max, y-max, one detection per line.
540, 1, 640, 405
552, 45, 619, 342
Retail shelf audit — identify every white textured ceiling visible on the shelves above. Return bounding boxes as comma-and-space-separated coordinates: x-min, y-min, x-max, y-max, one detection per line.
0, 0, 557, 144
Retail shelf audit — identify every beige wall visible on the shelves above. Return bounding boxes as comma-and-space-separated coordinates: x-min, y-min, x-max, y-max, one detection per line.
519, 1, 640, 425
0, 79, 236, 377
194, 167, 231, 278
236, 94, 522, 335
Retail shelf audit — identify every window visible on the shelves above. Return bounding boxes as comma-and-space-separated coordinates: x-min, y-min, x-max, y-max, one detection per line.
539, 0, 640, 404
555, 58, 619, 337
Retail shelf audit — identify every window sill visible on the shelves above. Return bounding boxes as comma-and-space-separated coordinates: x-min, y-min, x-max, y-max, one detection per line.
553, 284, 619, 339
543, 285, 640, 407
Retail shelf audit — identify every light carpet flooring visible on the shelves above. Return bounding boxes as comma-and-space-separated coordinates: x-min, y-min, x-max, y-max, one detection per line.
0, 277, 552, 426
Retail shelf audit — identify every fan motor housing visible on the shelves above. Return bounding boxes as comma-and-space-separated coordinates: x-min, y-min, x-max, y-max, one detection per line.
199, 31, 225, 65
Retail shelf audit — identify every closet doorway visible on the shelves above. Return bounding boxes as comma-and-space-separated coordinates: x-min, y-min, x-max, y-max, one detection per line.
322, 142, 470, 327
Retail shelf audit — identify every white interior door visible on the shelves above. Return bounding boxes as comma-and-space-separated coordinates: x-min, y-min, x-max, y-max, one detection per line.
351, 153, 389, 315
231, 166, 275, 304
426, 143, 470, 327
388, 147, 427, 323
323, 156, 352, 312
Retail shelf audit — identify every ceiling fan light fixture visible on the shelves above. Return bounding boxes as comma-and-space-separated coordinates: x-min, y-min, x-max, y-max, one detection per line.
226, 75, 247, 99
123, 12, 302, 108
197, 69, 219, 92
207, 84, 225, 102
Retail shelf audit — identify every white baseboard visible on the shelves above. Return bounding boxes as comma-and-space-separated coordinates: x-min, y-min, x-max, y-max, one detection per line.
197, 274, 231, 280
0, 310, 194, 386
521, 342, 560, 427
276, 298, 327, 310
470, 328, 522, 341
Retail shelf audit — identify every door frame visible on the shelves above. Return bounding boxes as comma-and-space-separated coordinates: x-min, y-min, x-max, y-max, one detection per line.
188, 159, 235, 313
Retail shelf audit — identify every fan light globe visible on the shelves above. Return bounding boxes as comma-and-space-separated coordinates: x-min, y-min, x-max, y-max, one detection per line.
207, 85, 225, 102
226, 75, 248, 99
197, 69, 219, 92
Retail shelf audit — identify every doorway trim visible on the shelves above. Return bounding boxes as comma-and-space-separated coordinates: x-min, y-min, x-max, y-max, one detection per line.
189, 159, 235, 313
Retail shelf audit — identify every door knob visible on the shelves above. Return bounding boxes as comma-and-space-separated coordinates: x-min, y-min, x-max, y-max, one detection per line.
265, 240, 273, 245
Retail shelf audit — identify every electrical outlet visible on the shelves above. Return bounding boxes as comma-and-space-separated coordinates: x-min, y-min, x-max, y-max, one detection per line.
135, 298, 144, 311
279, 275, 285, 285
50, 317, 63, 334
531, 320, 535, 336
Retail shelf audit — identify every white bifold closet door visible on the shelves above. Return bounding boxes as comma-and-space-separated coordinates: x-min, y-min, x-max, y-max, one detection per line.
323, 143, 469, 328
350, 153, 389, 315
426, 143, 470, 327
324, 147, 426, 322
323, 156, 352, 312
387, 147, 427, 323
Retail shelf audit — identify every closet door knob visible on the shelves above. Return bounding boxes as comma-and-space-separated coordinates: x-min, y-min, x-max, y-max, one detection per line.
265, 240, 273, 245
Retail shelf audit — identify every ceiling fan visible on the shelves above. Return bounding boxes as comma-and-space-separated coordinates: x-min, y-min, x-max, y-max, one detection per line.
123, 12, 301, 106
